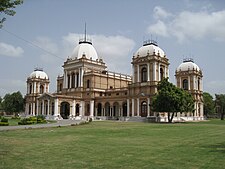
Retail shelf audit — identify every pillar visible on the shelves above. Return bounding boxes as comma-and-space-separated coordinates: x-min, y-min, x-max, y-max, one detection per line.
127, 99, 130, 117
90, 100, 94, 117
158, 63, 161, 81
47, 100, 50, 115
132, 99, 134, 116
72, 100, 76, 116
32, 102, 35, 116
36, 100, 39, 115
80, 68, 84, 87
54, 98, 59, 116
137, 98, 140, 116
147, 98, 150, 117
147, 63, 150, 81
70, 74, 72, 89
137, 65, 140, 82
34, 82, 36, 93
153, 62, 156, 81
42, 100, 44, 115
188, 76, 190, 90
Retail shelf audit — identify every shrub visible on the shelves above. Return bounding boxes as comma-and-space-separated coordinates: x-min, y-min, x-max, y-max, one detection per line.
1, 117, 8, 123
89, 118, 92, 122
0, 122, 9, 126
11, 116, 20, 120
18, 118, 35, 125
37, 115, 45, 120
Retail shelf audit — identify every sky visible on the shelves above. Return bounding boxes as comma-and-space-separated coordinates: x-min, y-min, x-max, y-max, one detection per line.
0, 0, 225, 97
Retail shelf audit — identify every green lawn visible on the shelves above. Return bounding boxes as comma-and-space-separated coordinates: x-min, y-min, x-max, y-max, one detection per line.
0, 120, 225, 169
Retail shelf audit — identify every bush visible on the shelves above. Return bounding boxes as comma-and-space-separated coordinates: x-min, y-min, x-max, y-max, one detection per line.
89, 118, 92, 122
18, 118, 35, 125
1, 117, 8, 123
37, 115, 45, 120
0, 122, 9, 126
11, 116, 20, 120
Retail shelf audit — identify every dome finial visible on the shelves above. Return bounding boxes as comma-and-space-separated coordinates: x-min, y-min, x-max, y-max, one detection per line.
84, 22, 87, 42
79, 23, 92, 45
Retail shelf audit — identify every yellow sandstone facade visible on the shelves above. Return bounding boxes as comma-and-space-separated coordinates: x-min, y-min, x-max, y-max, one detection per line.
25, 37, 204, 122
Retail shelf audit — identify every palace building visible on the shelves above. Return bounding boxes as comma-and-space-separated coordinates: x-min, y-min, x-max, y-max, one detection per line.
25, 34, 204, 122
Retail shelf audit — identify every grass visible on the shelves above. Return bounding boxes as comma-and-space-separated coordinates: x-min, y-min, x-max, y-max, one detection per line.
0, 119, 225, 169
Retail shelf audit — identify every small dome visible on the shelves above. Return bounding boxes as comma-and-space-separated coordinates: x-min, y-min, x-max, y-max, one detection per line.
177, 59, 200, 72
71, 41, 98, 60
29, 69, 48, 79
134, 41, 165, 58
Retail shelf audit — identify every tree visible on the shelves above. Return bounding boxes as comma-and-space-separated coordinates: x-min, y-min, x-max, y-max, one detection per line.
215, 94, 225, 120
0, 96, 2, 110
152, 78, 194, 123
0, 0, 23, 27
2, 91, 24, 115
203, 92, 215, 117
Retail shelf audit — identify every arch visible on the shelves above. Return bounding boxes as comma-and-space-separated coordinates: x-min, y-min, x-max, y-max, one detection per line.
113, 102, 119, 117
105, 102, 110, 116
141, 67, 147, 82
160, 68, 164, 81
122, 102, 127, 117
60, 102, 70, 119
97, 103, 102, 116
141, 101, 147, 117
40, 85, 44, 94
86, 104, 90, 116
76, 103, 80, 116
183, 79, 188, 90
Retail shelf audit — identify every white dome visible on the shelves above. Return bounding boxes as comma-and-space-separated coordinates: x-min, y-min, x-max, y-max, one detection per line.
29, 69, 48, 79
134, 42, 165, 58
71, 42, 98, 60
177, 61, 200, 72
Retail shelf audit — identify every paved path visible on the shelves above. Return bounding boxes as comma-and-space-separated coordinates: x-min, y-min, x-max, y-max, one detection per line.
0, 119, 81, 131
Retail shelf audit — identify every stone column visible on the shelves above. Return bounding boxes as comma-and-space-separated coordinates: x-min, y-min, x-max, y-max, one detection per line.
180, 77, 182, 88
90, 100, 94, 117
158, 63, 161, 81
65, 71, 68, 89
137, 65, 140, 82
32, 102, 35, 116
147, 98, 150, 117
188, 76, 191, 90
54, 98, 59, 116
25, 103, 29, 115
80, 68, 84, 87
72, 100, 76, 116
70, 74, 72, 89
137, 98, 140, 116
127, 99, 130, 117
132, 65, 135, 83
132, 99, 134, 117
47, 100, 50, 116
36, 100, 39, 115
42, 100, 44, 115
147, 63, 150, 81
34, 82, 36, 93
153, 62, 156, 81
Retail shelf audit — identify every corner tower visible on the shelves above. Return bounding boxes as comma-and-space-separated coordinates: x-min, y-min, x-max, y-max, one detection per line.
175, 59, 204, 120
25, 68, 50, 115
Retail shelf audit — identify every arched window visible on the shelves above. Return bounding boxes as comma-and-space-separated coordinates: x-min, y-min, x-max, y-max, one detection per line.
40, 85, 44, 94
87, 79, 90, 88
141, 67, 147, 82
71, 73, 75, 88
198, 78, 200, 90
76, 73, 79, 87
59, 83, 62, 91
160, 68, 164, 81
29, 84, 32, 94
67, 75, 70, 88
183, 79, 188, 90
141, 101, 147, 117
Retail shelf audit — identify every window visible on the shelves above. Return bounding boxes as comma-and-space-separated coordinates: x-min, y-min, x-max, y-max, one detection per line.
67, 75, 70, 88
183, 79, 188, 90
87, 79, 90, 88
59, 83, 62, 91
40, 85, 44, 94
141, 101, 147, 117
76, 73, 79, 87
160, 68, 164, 81
71, 73, 75, 88
198, 78, 200, 90
141, 67, 147, 82
29, 84, 32, 94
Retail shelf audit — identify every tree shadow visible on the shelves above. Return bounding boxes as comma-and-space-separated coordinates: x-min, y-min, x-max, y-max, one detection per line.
205, 142, 225, 154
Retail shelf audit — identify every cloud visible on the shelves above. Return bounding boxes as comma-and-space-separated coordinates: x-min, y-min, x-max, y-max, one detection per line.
153, 6, 172, 19
0, 42, 24, 57
205, 80, 225, 96
148, 7, 225, 43
62, 33, 135, 74
33, 37, 60, 63
0, 79, 26, 97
